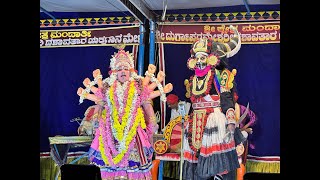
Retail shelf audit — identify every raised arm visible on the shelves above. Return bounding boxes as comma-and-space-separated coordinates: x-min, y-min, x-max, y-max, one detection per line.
142, 64, 156, 87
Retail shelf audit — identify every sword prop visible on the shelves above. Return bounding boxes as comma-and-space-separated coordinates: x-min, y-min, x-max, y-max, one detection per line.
238, 102, 250, 126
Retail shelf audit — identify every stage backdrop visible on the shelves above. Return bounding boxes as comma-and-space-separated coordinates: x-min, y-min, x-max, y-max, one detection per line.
40, 7, 280, 173
40, 40, 279, 156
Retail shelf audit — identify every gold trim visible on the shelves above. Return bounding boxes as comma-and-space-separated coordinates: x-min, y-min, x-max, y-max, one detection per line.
163, 116, 182, 143
40, 25, 140, 32
192, 109, 206, 150
157, 21, 280, 26
192, 70, 211, 95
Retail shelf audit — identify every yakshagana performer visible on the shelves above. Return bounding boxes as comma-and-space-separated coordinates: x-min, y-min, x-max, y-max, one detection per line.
182, 25, 244, 180
76, 46, 173, 180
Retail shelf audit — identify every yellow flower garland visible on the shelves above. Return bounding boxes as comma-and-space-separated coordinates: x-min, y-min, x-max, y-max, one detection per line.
138, 107, 146, 129
99, 81, 148, 165
112, 107, 144, 164
109, 81, 136, 141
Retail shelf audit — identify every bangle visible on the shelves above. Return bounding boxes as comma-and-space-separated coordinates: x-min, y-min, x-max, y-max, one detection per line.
145, 71, 155, 78
94, 74, 103, 83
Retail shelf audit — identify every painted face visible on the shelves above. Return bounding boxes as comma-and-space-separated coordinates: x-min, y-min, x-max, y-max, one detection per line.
116, 65, 130, 83
195, 53, 208, 70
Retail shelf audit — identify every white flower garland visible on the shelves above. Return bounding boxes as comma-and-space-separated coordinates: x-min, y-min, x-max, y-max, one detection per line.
106, 80, 138, 151
94, 74, 103, 83
118, 89, 138, 152
78, 74, 103, 104
145, 71, 167, 102
115, 81, 129, 113
103, 73, 117, 86
130, 72, 143, 81
79, 79, 97, 104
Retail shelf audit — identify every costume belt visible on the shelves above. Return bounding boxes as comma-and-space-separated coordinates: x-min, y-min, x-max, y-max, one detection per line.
192, 100, 220, 109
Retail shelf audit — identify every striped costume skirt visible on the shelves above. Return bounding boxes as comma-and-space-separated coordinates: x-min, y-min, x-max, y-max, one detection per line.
182, 108, 239, 180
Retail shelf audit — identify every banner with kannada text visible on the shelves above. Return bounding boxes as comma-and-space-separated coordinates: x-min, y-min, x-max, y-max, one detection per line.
40, 25, 140, 48
156, 21, 280, 44
40, 22, 280, 48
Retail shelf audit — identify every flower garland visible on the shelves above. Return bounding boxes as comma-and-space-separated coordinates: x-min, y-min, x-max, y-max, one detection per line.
79, 80, 97, 104
98, 80, 148, 166
98, 131, 110, 165
101, 105, 118, 160
99, 106, 115, 166
99, 105, 145, 166
79, 74, 103, 104
109, 81, 136, 141
103, 73, 117, 86
145, 71, 167, 102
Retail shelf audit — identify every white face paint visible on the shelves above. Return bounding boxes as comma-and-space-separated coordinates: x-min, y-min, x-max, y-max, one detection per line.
195, 53, 208, 70
116, 65, 130, 83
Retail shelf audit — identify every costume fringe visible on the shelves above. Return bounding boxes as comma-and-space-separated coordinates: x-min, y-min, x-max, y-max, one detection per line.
246, 160, 280, 173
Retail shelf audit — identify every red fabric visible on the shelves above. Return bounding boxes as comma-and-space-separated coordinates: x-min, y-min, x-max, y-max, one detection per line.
233, 92, 239, 102
167, 94, 179, 104
85, 108, 95, 120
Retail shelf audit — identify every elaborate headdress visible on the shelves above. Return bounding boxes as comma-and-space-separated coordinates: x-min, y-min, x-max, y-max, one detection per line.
103, 44, 140, 86
187, 25, 241, 70
109, 44, 134, 71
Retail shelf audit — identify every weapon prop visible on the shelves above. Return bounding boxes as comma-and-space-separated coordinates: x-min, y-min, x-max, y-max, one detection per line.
224, 102, 250, 143
237, 102, 250, 126
178, 101, 186, 180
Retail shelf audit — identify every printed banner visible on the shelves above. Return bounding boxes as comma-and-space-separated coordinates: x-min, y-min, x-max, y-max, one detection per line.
40, 26, 140, 48
156, 21, 280, 44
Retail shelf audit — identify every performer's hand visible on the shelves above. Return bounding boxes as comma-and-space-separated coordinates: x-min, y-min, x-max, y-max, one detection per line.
93, 69, 101, 79
83, 78, 91, 87
77, 87, 84, 96
157, 71, 165, 81
163, 83, 173, 93
148, 64, 156, 74
78, 126, 83, 135
245, 128, 253, 134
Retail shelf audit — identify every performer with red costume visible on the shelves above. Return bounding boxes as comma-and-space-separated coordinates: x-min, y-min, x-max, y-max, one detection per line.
182, 25, 244, 180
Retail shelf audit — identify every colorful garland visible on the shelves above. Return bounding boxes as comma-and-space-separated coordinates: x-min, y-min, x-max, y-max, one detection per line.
98, 80, 148, 166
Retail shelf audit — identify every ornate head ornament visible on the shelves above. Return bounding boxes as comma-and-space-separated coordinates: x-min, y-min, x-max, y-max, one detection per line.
109, 45, 134, 71
187, 25, 241, 70
192, 38, 210, 54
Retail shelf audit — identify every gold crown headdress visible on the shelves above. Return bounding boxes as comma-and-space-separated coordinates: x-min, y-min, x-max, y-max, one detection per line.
187, 25, 242, 70
192, 38, 210, 55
